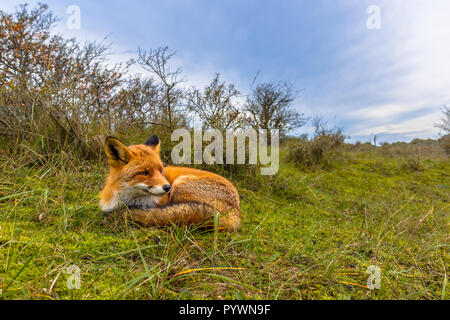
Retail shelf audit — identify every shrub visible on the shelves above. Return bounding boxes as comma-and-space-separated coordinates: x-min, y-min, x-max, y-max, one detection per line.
440, 134, 450, 155
400, 156, 423, 172
0, 5, 189, 162
285, 128, 346, 170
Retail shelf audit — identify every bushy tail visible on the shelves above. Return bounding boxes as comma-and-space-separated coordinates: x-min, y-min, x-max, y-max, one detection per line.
128, 202, 240, 231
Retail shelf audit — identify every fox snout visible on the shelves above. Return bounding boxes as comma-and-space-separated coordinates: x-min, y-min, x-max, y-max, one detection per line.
135, 182, 171, 196
149, 183, 171, 196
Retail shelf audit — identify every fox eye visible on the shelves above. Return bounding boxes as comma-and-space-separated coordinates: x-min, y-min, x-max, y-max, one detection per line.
138, 171, 149, 176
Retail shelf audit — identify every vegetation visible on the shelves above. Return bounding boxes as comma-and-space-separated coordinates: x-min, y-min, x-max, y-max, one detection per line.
435, 106, 449, 134
0, 4, 305, 161
0, 4, 448, 300
285, 117, 346, 170
435, 106, 450, 155
0, 140, 448, 300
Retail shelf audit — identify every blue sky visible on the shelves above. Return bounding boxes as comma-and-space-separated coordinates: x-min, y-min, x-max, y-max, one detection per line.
3, 0, 450, 142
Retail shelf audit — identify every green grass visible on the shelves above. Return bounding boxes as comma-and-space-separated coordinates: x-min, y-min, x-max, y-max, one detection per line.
0, 149, 448, 300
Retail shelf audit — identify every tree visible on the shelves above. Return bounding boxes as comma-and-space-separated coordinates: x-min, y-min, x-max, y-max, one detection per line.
435, 106, 450, 134
0, 4, 130, 157
187, 73, 240, 130
244, 82, 305, 136
137, 46, 185, 130
111, 76, 162, 128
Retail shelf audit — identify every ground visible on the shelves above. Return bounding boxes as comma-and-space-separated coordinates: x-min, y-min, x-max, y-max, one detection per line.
0, 149, 448, 299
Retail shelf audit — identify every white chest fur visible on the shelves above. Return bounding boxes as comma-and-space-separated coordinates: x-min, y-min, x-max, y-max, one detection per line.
100, 189, 158, 212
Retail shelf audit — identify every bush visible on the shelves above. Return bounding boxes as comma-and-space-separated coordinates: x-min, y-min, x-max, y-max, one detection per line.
285, 129, 346, 170
440, 134, 450, 155
0, 5, 190, 162
400, 156, 423, 172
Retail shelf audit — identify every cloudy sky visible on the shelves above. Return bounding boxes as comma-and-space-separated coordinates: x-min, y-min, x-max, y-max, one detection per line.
3, 0, 450, 142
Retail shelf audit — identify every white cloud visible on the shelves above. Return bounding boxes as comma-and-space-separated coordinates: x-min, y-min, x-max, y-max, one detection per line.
355, 112, 441, 137
312, 1, 450, 140
349, 104, 418, 120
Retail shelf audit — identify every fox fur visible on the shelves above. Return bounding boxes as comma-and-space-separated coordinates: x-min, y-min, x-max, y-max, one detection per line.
100, 135, 241, 231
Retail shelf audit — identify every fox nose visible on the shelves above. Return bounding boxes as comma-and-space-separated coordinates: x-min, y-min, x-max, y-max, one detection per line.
163, 184, 171, 192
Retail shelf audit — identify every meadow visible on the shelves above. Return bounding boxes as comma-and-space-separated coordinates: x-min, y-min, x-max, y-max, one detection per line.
0, 141, 448, 300
0, 3, 448, 300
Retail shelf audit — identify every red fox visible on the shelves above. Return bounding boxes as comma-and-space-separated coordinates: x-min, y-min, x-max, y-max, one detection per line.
100, 135, 241, 231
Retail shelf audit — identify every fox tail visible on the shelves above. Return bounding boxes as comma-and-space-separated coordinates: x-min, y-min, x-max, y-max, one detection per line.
127, 202, 240, 231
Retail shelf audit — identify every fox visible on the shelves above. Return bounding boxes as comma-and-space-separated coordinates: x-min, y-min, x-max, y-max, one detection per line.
100, 134, 241, 231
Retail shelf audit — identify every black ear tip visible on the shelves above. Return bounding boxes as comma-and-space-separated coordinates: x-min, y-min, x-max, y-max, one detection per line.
145, 134, 159, 147
105, 136, 124, 145
105, 136, 116, 145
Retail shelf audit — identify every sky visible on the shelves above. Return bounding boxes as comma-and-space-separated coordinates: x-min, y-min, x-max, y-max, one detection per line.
2, 0, 450, 143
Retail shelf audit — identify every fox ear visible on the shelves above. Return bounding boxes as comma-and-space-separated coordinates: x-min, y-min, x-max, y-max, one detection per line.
144, 134, 160, 153
105, 136, 131, 164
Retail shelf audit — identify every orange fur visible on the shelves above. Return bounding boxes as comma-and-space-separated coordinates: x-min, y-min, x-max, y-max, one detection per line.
100, 136, 241, 232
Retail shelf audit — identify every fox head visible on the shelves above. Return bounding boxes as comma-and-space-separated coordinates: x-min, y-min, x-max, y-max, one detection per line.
100, 134, 171, 212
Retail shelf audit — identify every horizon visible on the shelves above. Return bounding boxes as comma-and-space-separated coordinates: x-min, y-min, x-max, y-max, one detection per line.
2, 0, 449, 143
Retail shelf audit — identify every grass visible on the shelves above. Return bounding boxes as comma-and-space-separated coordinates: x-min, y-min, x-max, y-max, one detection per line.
0, 147, 448, 300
